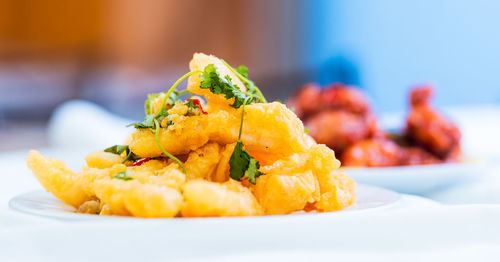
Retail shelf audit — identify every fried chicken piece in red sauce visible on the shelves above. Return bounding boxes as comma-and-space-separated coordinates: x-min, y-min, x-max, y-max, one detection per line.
319, 83, 371, 116
288, 83, 371, 120
306, 110, 377, 154
405, 86, 461, 160
341, 139, 404, 167
287, 83, 322, 119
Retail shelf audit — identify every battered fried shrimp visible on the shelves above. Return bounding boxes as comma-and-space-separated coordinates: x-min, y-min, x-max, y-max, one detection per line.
257, 144, 355, 214
85, 151, 123, 169
181, 180, 262, 217
341, 139, 404, 167
405, 86, 461, 160
306, 110, 374, 154
187, 53, 247, 111
93, 177, 183, 218
184, 142, 222, 180
129, 102, 309, 161
255, 170, 319, 215
127, 161, 186, 191
27, 150, 94, 207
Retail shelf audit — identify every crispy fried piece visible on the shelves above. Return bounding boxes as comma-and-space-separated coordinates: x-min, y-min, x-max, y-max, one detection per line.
258, 144, 355, 213
85, 151, 123, 169
341, 139, 404, 167
306, 110, 374, 154
305, 145, 356, 211
128, 113, 211, 157
127, 161, 186, 191
129, 102, 309, 161
93, 177, 183, 218
255, 170, 319, 215
27, 150, 94, 207
184, 142, 222, 180
405, 86, 461, 160
212, 143, 235, 182
181, 180, 262, 217
187, 53, 247, 111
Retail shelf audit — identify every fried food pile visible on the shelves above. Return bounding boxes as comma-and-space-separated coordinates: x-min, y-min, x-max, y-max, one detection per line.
288, 83, 461, 167
27, 53, 356, 218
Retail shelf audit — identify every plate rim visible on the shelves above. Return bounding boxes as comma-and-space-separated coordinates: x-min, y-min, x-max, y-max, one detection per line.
9, 184, 401, 221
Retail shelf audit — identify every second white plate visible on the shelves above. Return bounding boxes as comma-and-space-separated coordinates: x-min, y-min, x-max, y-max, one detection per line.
341, 161, 487, 195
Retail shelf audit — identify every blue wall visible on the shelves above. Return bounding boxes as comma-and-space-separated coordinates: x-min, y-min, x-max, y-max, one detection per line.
303, 0, 500, 112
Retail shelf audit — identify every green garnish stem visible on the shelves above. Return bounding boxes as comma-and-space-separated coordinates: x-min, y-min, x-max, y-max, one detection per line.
153, 119, 186, 173
156, 70, 202, 118
237, 98, 249, 141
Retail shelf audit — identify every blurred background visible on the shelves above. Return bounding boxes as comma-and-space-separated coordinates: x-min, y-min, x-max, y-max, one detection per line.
1, 0, 500, 151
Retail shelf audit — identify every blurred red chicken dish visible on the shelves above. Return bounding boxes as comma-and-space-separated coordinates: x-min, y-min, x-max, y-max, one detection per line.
288, 83, 462, 167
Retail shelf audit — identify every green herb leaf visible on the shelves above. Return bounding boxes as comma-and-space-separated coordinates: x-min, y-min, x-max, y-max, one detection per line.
199, 64, 251, 109
104, 145, 140, 163
114, 170, 134, 181
104, 145, 130, 155
235, 65, 248, 78
229, 141, 263, 185
133, 114, 155, 129
132, 107, 168, 129
245, 158, 263, 184
155, 108, 169, 122
304, 127, 310, 134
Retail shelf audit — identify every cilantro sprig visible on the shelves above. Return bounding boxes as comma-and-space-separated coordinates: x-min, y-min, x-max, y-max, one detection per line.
199, 64, 250, 108
227, 98, 264, 184
104, 145, 140, 163
197, 61, 266, 184
199, 63, 267, 109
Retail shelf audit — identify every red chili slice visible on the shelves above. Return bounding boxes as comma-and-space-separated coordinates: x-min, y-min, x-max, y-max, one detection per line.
132, 157, 151, 166
187, 99, 208, 114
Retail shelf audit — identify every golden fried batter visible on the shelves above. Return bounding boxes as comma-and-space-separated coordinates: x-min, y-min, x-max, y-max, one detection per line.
187, 53, 247, 111
184, 142, 222, 180
129, 102, 309, 162
27, 150, 94, 207
93, 177, 183, 218
257, 144, 355, 214
181, 180, 262, 217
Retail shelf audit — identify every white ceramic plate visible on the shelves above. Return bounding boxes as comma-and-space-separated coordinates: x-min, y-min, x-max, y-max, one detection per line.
341, 161, 488, 195
9, 184, 399, 221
